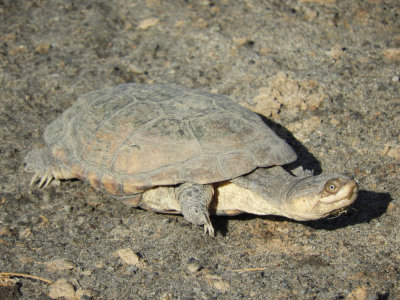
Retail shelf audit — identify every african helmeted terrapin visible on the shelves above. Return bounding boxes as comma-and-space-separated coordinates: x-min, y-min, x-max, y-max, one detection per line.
25, 84, 358, 236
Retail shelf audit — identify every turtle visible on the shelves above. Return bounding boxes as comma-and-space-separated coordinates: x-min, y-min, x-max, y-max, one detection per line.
25, 83, 358, 236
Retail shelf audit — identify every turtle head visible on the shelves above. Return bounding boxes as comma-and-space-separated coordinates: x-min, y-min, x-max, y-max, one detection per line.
284, 174, 358, 221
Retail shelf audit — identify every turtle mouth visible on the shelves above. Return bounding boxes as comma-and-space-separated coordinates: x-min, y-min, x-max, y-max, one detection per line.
322, 206, 351, 219
319, 198, 353, 217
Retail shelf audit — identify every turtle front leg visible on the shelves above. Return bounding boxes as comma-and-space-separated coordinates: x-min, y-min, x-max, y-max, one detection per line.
24, 147, 71, 187
176, 183, 215, 237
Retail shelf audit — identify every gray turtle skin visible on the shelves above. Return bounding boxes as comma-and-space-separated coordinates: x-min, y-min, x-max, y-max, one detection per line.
25, 84, 359, 236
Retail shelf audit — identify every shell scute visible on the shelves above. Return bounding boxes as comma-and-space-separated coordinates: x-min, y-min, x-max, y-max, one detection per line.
101, 174, 123, 196
182, 155, 225, 184
122, 178, 145, 194
87, 171, 101, 190
146, 165, 183, 186
219, 152, 256, 179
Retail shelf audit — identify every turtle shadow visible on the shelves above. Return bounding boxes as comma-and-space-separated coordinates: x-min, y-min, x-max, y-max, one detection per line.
213, 190, 392, 235
258, 115, 323, 174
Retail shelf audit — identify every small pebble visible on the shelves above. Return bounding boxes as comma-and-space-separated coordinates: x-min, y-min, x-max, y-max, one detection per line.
187, 263, 200, 273
35, 42, 51, 54
138, 17, 159, 30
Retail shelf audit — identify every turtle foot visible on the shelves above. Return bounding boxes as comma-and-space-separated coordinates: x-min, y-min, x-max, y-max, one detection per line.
177, 183, 215, 237
25, 147, 61, 188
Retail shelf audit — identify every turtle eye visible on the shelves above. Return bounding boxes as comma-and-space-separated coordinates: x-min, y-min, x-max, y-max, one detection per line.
325, 179, 340, 194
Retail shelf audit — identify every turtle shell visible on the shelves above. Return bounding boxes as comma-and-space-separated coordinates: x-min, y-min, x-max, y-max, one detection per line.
44, 84, 296, 197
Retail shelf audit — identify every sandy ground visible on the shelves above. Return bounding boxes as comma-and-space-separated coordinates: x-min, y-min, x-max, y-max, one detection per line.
0, 0, 399, 299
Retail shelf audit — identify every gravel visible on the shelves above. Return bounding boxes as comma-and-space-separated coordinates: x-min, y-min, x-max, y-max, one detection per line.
0, 0, 399, 299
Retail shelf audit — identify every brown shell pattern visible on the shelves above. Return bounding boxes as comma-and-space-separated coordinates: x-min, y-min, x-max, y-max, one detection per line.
44, 84, 296, 195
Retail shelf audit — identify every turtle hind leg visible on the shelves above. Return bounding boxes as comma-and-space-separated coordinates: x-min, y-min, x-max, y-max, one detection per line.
24, 147, 68, 188
176, 183, 215, 237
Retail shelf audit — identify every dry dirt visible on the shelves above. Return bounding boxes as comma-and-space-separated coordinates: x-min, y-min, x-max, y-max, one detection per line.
0, 0, 399, 299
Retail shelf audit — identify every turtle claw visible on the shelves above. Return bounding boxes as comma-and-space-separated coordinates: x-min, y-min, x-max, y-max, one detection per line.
30, 169, 55, 188
44, 175, 54, 187
38, 170, 50, 187
204, 222, 215, 237
292, 166, 314, 177
30, 172, 40, 186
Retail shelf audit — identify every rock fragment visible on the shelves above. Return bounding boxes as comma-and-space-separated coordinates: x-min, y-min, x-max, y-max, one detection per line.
45, 259, 75, 272
248, 72, 326, 117
138, 17, 159, 30
115, 248, 145, 267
